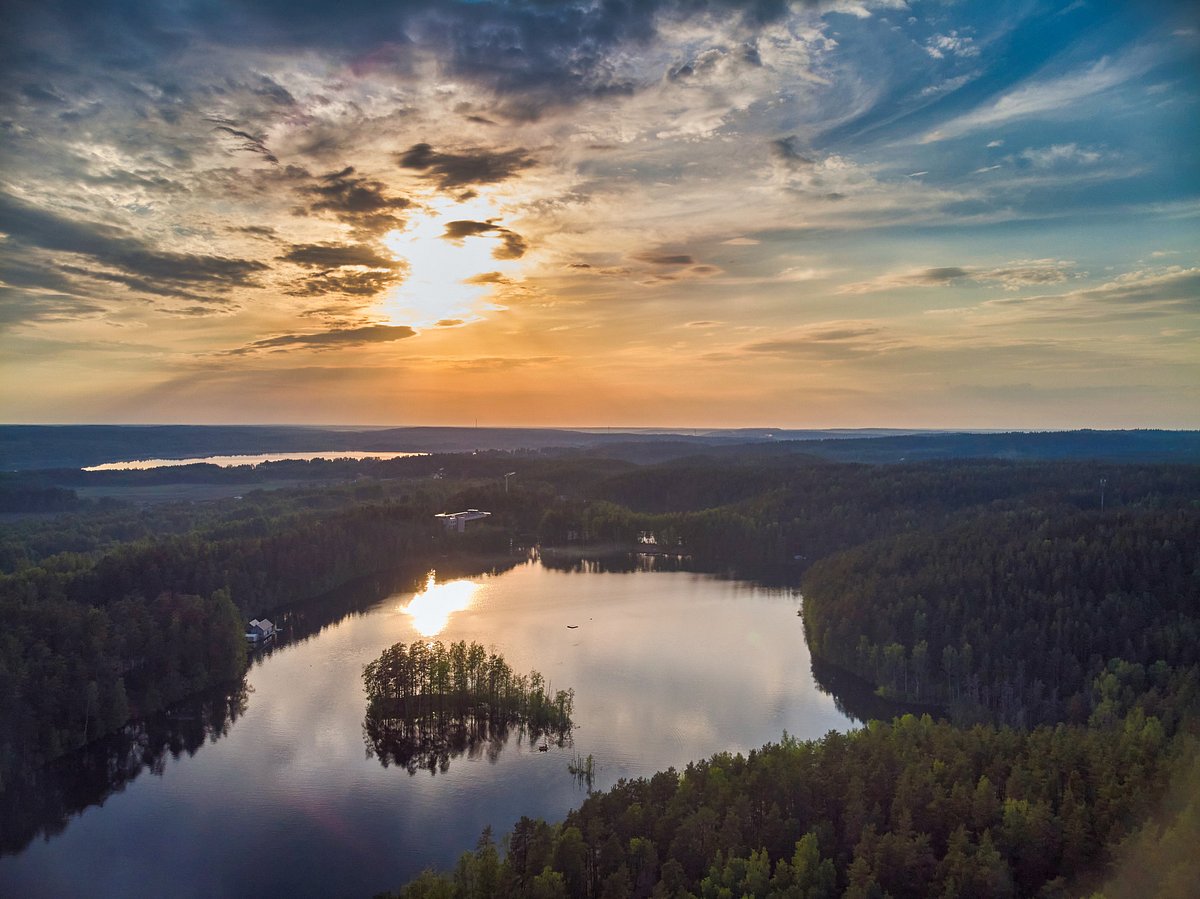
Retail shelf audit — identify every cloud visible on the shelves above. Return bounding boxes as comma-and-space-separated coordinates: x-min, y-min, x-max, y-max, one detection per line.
737, 321, 892, 360
839, 266, 970, 293
441, 220, 528, 259
925, 31, 979, 60
208, 118, 279, 164
1018, 143, 1104, 168
449, 355, 560, 372
838, 260, 1076, 294
0, 191, 266, 296
278, 243, 399, 269
978, 267, 1200, 322
637, 253, 696, 266
465, 271, 509, 285
398, 143, 536, 189
772, 135, 815, 167
284, 269, 405, 298
922, 50, 1154, 143
0, 286, 105, 328
231, 324, 417, 354
297, 167, 410, 233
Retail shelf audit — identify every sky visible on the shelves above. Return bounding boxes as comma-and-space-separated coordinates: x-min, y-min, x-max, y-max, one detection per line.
1, 0, 1197, 429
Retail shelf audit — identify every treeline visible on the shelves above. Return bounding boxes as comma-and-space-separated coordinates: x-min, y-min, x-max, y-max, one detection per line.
363, 640, 574, 775
801, 507, 1200, 727
384, 716, 1191, 899
542, 460, 1198, 578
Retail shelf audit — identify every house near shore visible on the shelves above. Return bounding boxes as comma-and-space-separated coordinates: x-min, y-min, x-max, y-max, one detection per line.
245, 618, 277, 644
435, 509, 492, 533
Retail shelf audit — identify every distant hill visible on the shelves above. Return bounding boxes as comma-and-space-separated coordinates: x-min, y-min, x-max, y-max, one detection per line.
1, 424, 1196, 471
0, 424, 923, 470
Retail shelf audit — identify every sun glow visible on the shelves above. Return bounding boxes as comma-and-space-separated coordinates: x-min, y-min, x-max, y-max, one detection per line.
380, 196, 523, 329
402, 574, 480, 637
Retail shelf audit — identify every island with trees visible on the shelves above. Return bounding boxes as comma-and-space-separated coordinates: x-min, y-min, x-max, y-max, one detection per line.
363, 639, 574, 775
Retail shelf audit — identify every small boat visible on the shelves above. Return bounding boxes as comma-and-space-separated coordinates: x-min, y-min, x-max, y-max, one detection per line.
566, 625, 578, 629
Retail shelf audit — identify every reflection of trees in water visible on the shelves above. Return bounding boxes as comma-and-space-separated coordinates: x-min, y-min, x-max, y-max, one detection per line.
363, 704, 571, 776
0, 682, 248, 856
362, 639, 574, 776
809, 656, 943, 725
537, 550, 692, 575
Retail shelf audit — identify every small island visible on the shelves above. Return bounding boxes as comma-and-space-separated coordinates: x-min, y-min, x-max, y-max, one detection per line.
362, 640, 575, 774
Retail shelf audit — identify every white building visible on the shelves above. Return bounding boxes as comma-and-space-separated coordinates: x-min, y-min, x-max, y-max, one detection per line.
245, 618, 277, 644
434, 509, 492, 533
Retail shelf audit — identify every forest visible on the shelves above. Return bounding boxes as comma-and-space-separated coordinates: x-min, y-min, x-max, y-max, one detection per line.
1, 446, 1197, 895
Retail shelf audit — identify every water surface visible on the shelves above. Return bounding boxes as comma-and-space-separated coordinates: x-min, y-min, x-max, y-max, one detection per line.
83, 451, 422, 471
0, 559, 857, 898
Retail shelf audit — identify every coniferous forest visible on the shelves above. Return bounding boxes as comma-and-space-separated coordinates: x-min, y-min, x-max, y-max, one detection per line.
0, 441, 1197, 897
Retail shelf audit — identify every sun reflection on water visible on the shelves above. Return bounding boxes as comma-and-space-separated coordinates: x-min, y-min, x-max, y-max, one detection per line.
402, 574, 480, 637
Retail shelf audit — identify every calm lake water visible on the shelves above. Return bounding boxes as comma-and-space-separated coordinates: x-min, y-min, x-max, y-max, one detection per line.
83, 451, 423, 470
0, 557, 860, 898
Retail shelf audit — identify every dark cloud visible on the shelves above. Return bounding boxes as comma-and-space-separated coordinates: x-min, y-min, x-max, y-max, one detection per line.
441, 220, 528, 260
232, 323, 417, 354
0, 286, 105, 328
436, 319, 465, 327
161, 305, 235, 317
918, 267, 971, 283
59, 265, 214, 301
442, 220, 498, 240
465, 271, 508, 285
772, 136, 814, 166
278, 242, 399, 269
495, 230, 527, 260
209, 118, 279, 164
0, 191, 267, 295
298, 167, 410, 233
637, 253, 695, 266
2, 1, 804, 138
235, 225, 279, 239
398, 143, 536, 188
284, 269, 405, 298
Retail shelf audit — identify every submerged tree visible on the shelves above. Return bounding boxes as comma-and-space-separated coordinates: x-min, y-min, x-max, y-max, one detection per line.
362, 640, 574, 774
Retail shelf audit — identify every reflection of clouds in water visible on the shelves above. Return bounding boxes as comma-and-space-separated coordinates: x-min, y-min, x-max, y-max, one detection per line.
402, 575, 480, 637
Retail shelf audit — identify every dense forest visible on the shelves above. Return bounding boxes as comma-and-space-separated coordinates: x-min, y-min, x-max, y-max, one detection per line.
802, 508, 1200, 728
2, 444, 1198, 895
385, 721, 1196, 899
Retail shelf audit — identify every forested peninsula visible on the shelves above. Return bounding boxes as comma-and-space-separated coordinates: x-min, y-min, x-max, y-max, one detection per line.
1, 442, 1197, 896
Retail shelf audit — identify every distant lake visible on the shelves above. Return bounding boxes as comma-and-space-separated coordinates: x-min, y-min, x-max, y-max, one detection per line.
0, 557, 860, 899
83, 451, 424, 471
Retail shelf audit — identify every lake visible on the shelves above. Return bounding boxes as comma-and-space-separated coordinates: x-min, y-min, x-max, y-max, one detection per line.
82, 451, 424, 471
0, 556, 860, 898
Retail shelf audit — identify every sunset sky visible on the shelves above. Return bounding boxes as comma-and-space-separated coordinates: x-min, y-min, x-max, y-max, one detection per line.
2, 0, 1197, 428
